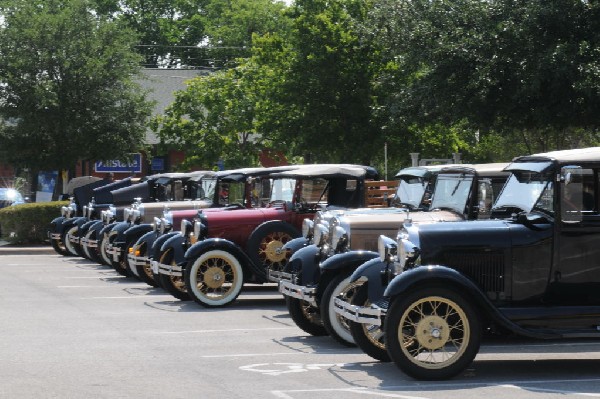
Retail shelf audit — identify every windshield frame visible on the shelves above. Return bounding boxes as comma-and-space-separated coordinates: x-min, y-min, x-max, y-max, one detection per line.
429, 173, 475, 215
493, 171, 553, 215
394, 176, 428, 209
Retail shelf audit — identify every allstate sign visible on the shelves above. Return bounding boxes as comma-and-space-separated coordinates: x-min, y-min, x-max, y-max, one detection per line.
95, 153, 142, 173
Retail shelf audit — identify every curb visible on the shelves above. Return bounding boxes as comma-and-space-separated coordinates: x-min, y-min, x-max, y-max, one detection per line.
0, 244, 56, 256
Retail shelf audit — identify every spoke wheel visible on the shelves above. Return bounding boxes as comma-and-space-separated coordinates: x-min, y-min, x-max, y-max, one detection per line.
185, 250, 243, 307
63, 226, 80, 256
257, 231, 294, 273
286, 296, 327, 336
246, 222, 300, 277
157, 249, 190, 301
348, 283, 390, 361
51, 238, 69, 256
84, 230, 103, 264
98, 233, 112, 266
131, 244, 158, 287
81, 230, 94, 260
385, 287, 481, 380
320, 274, 358, 347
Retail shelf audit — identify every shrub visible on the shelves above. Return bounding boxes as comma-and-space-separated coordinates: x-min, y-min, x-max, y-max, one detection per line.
0, 201, 68, 244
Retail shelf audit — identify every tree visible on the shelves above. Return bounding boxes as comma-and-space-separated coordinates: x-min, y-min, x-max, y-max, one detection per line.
272, 0, 381, 164
0, 0, 154, 173
366, 0, 600, 158
153, 1, 295, 169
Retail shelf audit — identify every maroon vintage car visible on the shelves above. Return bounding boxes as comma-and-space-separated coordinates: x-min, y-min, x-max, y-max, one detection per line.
126, 166, 300, 287
155, 164, 380, 308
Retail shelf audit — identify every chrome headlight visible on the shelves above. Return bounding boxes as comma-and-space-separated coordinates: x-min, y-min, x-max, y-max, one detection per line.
193, 221, 207, 241
396, 229, 420, 272
83, 205, 88, 218
160, 217, 172, 234
313, 223, 329, 247
123, 208, 132, 222
152, 217, 161, 233
181, 219, 193, 235
302, 219, 314, 239
331, 226, 348, 252
61, 206, 68, 217
131, 209, 142, 223
378, 235, 398, 263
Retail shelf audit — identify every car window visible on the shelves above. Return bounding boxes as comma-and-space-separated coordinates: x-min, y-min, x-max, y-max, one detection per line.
561, 167, 596, 222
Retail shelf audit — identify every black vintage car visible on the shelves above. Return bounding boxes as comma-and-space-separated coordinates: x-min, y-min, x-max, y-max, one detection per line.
356, 147, 600, 380
49, 177, 132, 256
281, 164, 509, 346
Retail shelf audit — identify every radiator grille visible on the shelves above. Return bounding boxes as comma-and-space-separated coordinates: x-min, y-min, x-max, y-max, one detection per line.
442, 251, 505, 293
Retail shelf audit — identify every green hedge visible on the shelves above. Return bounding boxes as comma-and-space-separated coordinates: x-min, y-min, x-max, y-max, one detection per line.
0, 201, 69, 244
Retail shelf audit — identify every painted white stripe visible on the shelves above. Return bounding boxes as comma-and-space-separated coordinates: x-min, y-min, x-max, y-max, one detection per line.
203, 352, 303, 358
499, 384, 600, 397
160, 327, 296, 334
380, 377, 600, 390
64, 276, 126, 279
271, 388, 429, 399
80, 295, 174, 299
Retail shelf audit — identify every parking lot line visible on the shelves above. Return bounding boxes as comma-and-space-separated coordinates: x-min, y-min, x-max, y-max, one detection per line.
158, 327, 297, 335
271, 387, 430, 399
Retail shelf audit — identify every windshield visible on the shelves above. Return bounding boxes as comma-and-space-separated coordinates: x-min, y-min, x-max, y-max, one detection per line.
194, 177, 217, 201
430, 173, 474, 214
493, 172, 552, 214
393, 177, 427, 208
218, 181, 245, 206
270, 178, 295, 202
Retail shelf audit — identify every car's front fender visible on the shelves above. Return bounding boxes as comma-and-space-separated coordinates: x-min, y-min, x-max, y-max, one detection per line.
185, 238, 257, 281
349, 257, 388, 302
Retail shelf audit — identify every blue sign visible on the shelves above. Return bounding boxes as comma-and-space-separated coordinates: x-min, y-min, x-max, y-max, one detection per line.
95, 153, 142, 173
151, 157, 165, 172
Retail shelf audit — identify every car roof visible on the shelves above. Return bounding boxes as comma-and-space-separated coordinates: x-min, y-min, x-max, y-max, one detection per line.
269, 164, 379, 179
513, 147, 600, 164
395, 164, 465, 178
216, 165, 301, 182
439, 163, 511, 177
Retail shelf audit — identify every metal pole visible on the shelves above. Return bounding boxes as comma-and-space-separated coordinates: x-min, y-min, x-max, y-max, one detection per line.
384, 142, 388, 181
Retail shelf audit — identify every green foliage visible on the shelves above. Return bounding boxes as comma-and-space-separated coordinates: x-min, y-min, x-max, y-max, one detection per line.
277, 0, 379, 164
366, 0, 600, 156
0, 0, 154, 171
0, 201, 68, 244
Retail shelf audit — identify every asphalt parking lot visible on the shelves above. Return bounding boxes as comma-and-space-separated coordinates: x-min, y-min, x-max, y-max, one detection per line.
2, 250, 600, 398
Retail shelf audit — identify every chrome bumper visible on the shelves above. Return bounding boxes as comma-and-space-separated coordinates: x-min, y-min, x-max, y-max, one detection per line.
267, 269, 289, 283
82, 238, 98, 248
333, 297, 386, 326
157, 261, 182, 277
127, 252, 148, 268
50, 233, 61, 240
107, 244, 122, 262
278, 277, 317, 307
68, 234, 80, 245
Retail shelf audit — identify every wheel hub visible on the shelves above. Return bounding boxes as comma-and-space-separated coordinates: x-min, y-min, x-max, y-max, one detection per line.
203, 266, 226, 289
415, 315, 450, 350
264, 240, 286, 263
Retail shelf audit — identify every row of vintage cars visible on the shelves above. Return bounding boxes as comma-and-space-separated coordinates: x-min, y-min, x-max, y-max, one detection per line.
48, 147, 600, 380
